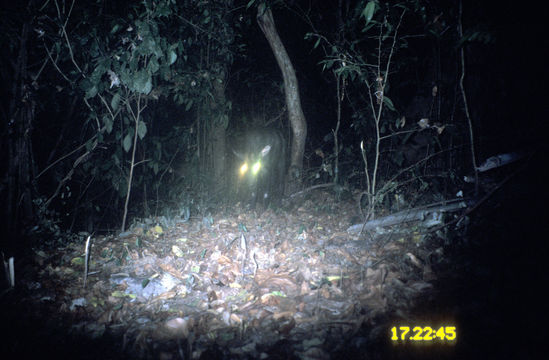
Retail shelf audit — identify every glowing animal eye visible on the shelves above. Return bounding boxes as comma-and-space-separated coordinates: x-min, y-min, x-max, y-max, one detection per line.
239, 163, 248, 175
251, 161, 261, 175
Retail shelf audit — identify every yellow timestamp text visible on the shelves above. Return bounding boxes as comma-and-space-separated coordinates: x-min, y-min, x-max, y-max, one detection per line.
390, 326, 457, 342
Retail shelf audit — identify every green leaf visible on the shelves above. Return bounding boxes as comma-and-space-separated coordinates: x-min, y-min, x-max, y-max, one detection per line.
103, 115, 113, 134
137, 121, 147, 139
362, 1, 376, 25
362, 21, 376, 33
123, 133, 132, 152
85, 85, 98, 99
185, 99, 193, 111
90, 64, 106, 82
148, 57, 160, 73
383, 96, 396, 111
142, 77, 152, 95
314, 37, 320, 49
168, 50, 177, 65
111, 92, 121, 111
85, 139, 95, 152
133, 71, 152, 94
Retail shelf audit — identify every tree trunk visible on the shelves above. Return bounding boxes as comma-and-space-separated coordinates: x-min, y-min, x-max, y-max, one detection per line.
211, 77, 227, 190
3, 20, 36, 253
257, 4, 307, 194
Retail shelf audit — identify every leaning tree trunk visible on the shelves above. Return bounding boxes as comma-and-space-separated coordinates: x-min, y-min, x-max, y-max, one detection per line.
257, 4, 307, 194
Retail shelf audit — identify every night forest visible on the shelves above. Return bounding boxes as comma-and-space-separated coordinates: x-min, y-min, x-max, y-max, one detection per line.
1, 1, 546, 359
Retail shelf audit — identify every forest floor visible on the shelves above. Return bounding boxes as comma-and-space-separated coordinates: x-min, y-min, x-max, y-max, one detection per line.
0, 184, 543, 359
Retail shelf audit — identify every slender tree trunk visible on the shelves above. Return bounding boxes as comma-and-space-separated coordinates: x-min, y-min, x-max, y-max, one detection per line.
211, 74, 227, 190
257, 4, 307, 194
3, 20, 36, 253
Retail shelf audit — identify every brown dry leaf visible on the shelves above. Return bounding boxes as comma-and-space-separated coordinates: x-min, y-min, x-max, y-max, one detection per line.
230, 313, 242, 324
300, 281, 310, 295
301, 346, 330, 360
153, 290, 178, 301
260, 293, 281, 305
97, 309, 114, 324
423, 264, 436, 281
408, 281, 433, 293
406, 252, 423, 268
277, 315, 295, 335
382, 240, 402, 251
319, 286, 331, 299
365, 266, 388, 285
359, 285, 388, 311
272, 311, 294, 320
255, 273, 298, 294
155, 317, 193, 340
158, 262, 184, 280
217, 254, 233, 265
